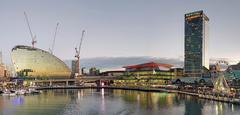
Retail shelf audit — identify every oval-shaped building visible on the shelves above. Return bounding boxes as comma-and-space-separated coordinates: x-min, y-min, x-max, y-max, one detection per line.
11, 45, 71, 78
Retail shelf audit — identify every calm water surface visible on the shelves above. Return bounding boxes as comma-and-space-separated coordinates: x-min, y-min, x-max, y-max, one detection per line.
0, 89, 239, 115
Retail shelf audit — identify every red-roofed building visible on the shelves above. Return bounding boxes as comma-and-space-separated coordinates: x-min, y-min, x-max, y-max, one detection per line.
123, 62, 173, 72
122, 62, 183, 80
112, 62, 183, 86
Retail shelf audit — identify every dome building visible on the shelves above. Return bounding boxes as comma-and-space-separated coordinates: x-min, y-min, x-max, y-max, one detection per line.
11, 45, 71, 79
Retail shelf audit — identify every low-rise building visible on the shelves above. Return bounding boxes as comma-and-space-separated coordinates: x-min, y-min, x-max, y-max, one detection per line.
227, 62, 240, 78
113, 62, 183, 86
123, 62, 181, 79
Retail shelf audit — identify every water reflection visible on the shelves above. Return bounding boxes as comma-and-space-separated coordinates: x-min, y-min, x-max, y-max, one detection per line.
184, 96, 203, 115
0, 89, 240, 115
101, 88, 106, 115
11, 96, 24, 106
112, 90, 185, 115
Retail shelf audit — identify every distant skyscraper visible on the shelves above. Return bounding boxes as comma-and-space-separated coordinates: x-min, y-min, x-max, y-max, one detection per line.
184, 10, 209, 77
71, 60, 77, 77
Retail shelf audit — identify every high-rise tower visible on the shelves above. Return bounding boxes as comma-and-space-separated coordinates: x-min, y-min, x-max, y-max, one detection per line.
184, 10, 209, 77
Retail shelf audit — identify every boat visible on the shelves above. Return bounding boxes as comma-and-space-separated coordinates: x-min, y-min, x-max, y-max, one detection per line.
28, 88, 41, 94
15, 89, 27, 95
2, 90, 17, 96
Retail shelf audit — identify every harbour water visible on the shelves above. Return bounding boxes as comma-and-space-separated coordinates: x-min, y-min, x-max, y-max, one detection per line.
0, 89, 240, 115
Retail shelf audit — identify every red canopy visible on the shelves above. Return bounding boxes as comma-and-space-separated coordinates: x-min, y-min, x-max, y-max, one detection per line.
123, 62, 173, 69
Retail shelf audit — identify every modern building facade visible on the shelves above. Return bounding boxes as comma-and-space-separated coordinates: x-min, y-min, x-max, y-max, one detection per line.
11, 45, 71, 79
113, 62, 183, 86
184, 10, 209, 77
123, 62, 174, 78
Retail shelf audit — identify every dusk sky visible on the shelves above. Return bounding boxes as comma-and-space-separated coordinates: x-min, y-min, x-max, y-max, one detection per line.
1, 0, 240, 64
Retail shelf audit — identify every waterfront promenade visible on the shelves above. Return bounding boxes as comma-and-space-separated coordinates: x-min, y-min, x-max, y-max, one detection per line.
34, 85, 240, 105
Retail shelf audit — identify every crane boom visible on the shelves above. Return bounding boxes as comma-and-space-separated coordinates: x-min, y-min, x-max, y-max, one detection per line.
50, 22, 59, 54
24, 12, 37, 47
78, 30, 85, 56
74, 30, 86, 77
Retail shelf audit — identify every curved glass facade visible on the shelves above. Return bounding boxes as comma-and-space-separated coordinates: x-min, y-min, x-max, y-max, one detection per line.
11, 45, 71, 78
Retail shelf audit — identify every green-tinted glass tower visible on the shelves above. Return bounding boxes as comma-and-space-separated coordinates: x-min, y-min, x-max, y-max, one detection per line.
184, 10, 209, 77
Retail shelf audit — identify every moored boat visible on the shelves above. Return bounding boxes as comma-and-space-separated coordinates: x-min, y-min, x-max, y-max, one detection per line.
2, 90, 17, 96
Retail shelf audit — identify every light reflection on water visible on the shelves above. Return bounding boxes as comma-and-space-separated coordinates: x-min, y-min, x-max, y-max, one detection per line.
0, 89, 239, 115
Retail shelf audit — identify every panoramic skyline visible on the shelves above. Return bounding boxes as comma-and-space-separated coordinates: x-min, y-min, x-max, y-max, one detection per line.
1, 0, 240, 64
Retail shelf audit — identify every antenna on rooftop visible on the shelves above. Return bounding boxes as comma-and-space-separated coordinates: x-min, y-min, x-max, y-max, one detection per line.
24, 11, 37, 48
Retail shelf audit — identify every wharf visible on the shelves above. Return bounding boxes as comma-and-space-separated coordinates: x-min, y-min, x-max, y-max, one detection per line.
34, 86, 240, 104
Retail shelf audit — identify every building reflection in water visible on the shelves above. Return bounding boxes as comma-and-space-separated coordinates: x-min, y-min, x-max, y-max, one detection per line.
231, 104, 234, 112
101, 88, 106, 115
215, 103, 223, 115
112, 90, 183, 114
1, 90, 71, 115
77, 89, 84, 101
183, 95, 203, 115
1, 89, 240, 115
113, 90, 176, 107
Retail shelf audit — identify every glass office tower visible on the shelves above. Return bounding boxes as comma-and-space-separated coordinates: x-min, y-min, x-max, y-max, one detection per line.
184, 11, 209, 77
11, 45, 71, 78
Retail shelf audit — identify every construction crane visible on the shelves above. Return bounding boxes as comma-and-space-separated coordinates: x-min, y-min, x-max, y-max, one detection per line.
49, 23, 60, 54
24, 12, 37, 48
75, 30, 85, 77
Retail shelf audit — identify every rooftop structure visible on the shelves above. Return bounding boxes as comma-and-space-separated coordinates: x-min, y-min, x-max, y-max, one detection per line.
123, 62, 173, 71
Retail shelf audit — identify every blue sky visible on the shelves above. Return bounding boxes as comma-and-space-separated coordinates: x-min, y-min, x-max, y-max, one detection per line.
1, 0, 240, 64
